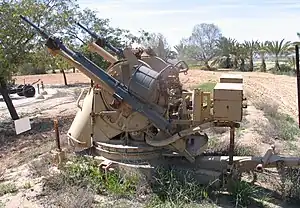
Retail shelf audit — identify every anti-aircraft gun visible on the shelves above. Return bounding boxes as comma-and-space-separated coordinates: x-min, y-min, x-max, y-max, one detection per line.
20, 15, 300, 186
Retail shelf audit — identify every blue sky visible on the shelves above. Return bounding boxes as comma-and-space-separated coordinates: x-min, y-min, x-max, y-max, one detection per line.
77, 0, 300, 47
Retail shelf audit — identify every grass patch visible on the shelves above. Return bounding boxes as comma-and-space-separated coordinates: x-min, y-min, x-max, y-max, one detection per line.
227, 180, 263, 208
147, 166, 263, 208
269, 64, 296, 77
251, 101, 300, 204
147, 167, 211, 207
270, 70, 296, 77
38, 154, 273, 208
45, 156, 139, 197
0, 183, 18, 196
40, 156, 141, 207
197, 82, 217, 93
279, 167, 300, 204
255, 165, 300, 206
285, 141, 299, 152
266, 113, 300, 140
42, 156, 216, 207
254, 102, 300, 141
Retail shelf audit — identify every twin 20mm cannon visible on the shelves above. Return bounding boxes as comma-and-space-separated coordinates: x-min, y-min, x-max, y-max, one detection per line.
20, 15, 300, 187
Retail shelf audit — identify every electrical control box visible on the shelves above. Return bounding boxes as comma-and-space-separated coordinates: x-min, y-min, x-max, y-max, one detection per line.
220, 74, 243, 84
213, 83, 243, 122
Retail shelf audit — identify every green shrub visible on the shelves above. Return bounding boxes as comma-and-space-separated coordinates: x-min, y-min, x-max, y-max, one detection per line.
217, 58, 233, 69
0, 183, 18, 196
265, 112, 300, 141
18, 63, 47, 75
270, 64, 296, 76
228, 180, 261, 207
253, 102, 300, 140
43, 156, 139, 197
148, 167, 210, 207
280, 167, 300, 204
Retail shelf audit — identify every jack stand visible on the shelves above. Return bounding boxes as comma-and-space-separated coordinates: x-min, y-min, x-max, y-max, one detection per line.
40, 81, 48, 95
224, 123, 239, 187
35, 83, 45, 99
51, 149, 66, 167
51, 119, 66, 167
229, 126, 235, 167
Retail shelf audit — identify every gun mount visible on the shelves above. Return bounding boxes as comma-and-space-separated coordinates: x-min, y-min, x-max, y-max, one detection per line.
21, 15, 300, 186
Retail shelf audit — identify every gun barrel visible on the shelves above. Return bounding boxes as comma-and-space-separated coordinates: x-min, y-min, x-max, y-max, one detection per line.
76, 22, 124, 58
19, 15, 49, 39
76, 21, 98, 40
88, 42, 118, 63
105, 42, 124, 58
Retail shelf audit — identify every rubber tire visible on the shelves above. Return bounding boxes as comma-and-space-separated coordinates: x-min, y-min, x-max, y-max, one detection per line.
23, 85, 36, 98
17, 84, 24, 96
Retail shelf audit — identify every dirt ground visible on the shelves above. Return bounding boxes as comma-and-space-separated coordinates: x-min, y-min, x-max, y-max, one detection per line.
0, 70, 299, 207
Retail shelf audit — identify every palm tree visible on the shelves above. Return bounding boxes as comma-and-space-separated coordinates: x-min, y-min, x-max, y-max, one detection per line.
287, 56, 296, 70
292, 33, 300, 46
231, 41, 240, 69
265, 39, 293, 71
257, 41, 268, 72
236, 44, 248, 71
242, 40, 258, 71
174, 41, 187, 60
213, 37, 237, 68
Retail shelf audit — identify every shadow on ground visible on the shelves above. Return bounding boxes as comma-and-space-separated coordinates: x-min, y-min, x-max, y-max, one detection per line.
0, 114, 75, 155
0, 96, 25, 102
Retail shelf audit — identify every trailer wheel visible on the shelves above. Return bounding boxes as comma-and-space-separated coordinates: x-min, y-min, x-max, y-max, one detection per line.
23, 85, 35, 98
17, 85, 24, 96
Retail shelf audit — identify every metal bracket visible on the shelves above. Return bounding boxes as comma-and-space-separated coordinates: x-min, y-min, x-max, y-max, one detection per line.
256, 145, 275, 172
99, 160, 115, 174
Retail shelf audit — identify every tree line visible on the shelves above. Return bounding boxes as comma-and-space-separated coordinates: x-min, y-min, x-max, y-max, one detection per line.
172, 23, 299, 73
1, 0, 299, 86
